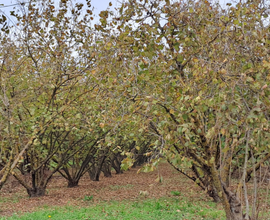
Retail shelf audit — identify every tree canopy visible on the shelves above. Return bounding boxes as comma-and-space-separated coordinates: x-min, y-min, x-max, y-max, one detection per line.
1, 0, 270, 219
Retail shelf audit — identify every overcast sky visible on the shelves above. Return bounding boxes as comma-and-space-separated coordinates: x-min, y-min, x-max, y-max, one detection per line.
0, 0, 118, 11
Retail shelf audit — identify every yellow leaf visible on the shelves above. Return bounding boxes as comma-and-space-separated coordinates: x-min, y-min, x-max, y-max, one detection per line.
209, 157, 215, 164
145, 152, 152, 157
220, 69, 226, 74
137, 168, 142, 174
169, 109, 174, 114
220, 128, 226, 135
247, 77, 254, 82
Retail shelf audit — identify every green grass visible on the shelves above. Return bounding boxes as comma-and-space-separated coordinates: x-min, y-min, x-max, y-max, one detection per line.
170, 191, 181, 196
2, 197, 225, 220
83, 195, 94, 202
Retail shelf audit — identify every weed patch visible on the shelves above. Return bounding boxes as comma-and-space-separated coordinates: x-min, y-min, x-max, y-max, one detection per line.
82, 195, 93, 202
170, 191, 181, 196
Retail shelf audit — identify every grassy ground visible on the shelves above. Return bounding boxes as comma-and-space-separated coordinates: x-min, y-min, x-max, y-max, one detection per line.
2, 197, 225, 220
0, 162, 269, 219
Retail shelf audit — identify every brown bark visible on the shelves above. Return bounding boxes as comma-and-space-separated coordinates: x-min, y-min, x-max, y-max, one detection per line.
0, 138, 35, 190
67, 180, 79, 188
88, 166, 102, 181
88, 155, 106, 181
111, 154, 124, 174
101, 161, 112, 177
221, 146, 234, 186
27, 187, 46, 197
210, 163, 232, 219
0, 163, 11, 190
12, 164, 59, 197
222, 182, 244, 220
58, 167, 81, 188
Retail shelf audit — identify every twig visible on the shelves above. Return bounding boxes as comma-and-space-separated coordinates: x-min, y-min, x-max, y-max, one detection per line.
251, 148, 257, 220
243, 129, 250, 219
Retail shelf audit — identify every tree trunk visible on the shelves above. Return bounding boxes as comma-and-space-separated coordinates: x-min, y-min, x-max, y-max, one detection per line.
27, 187, 46, 197
58, 167, 81, 188
67, 179, 79, 188
222, 184, 250, 220
210, 163, 233, 219
13, 165, 57, 197
111, 155, 123, 174
0, 165, 11, 191
0, 154, 14, 191
88, 155, 106, 181
102, 162, 112, 177
219, 171, 252, 220
207, 186, 221, 203
88, 166, 101, 181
